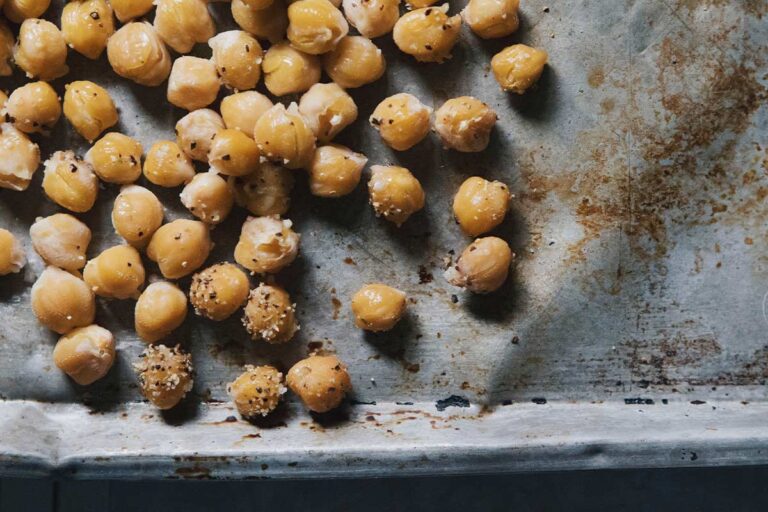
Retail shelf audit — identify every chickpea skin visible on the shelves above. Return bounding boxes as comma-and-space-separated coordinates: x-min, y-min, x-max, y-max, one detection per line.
135, 281, 188, 343
3, 0, 51, 24
63, 81, 118, 143
491, 44, 548, 94
42, 151, 98, 213
167, 57, 221, 112
234, 215, 300, 274
85, 133, 143, 184
109, 0, 153, 23
262, 42, 321, 97
298, 83, 358, 143
13, 19, 69, 80
143, 140, 196, 187
189, 262, 250, 321
242, 283, 298, 343
3, 82, 61, 135
452, 176, 510, 236
209, 129, 261, 177
209, 31, 263, 92
351, 283, 406, 332
231, 0, 288, 44
368, 165, 425, 226
53, 325, 115, 385
287, 0, 348, 55
228, 365, 286, 418
0, 228, 25, 276
147, 219, 213, 279
220, 91, 273, 135
0, 20, 13, 76
286, 355, 351, 413
393, 5, 461, 63
323, 36, 386, 89
175, 108, 225, 162
341, 0, 399, 39
31, 266, 95, 334
61, 0, 115, 59
107, 22, 172, 87
252, 103, 316, 170
228, 162, 294, 216
308, 144, 366, 198
112, 186, 164, 248
433, 96, 497, 152
0, 123, 40, 191
134, 344, 193, 410
462, 0, 518, 39
154, 0, 215, 54
179, 172, 234, 225
30, 213, 91, 271
445, 236, 514, 293
84, 245, 145, 299
370, 93, 432, 151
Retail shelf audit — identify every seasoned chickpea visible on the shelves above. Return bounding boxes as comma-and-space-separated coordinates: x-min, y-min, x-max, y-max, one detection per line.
61, 0, 115, 59
143, 140, 196, 187
393, 4, 461, 63
30, 213, 90, 271
167, 57, 221, 111
232, 0, 288, 44
0, 123, 40, 191
109, 0, 153, 22
369, 93, 431, 151
445, 236, 514, 293
3, 0, 50, 24
228, 162, 294, 216
491, 44, 548, 94
134, 344, 193, 409
85, 133, 142, 184
179, 172, 234, 224
3, 82, 61, 135
286, 355, 351, 413
452, 176, 510, 236
253, 103, 316, 169
112, 185, 164, 247
63, 81, 118, 143
53, 325, 115, 385
0, 228, 25, 276
175, 108, 225, 162
154, 0, 215, 54
351, 283, 406, 332
189, 262, 250, 320
234, 215, 300, 274
368, 165, 424, 226
462, 0, 518, 39
107, 22, 172, 87
13, 19, 69, 80
262, 42, 321, 96
147, 219, 212, 279
433, 96, 497, 152
31, 266, 95, 334
42, 151, 98, 213
135, 281, 188, 342
209, 31, 263, 91
242, 283, 298, 343
209, 129, 260, 177
220, 91, 273, 135
84, 245, 145, 299
298, 83, 357, 143
341, 0, 399, 38
308, 144, 366, 198
0, 21, 12, 76
323, 36, 386, 89
228, 365, 286, 418
287, 0, 348, 55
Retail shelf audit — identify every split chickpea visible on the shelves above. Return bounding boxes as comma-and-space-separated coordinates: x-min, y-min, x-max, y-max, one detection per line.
209, 129, 261, 177
13, 19, 69, 81
262, 42, 321, 97
179, 172, 234, 225
0, 123, 40, 191
231, 0, 288, 44
3, 81, 61, 135
135, 281, 188, 343
462, 0, 519, 39
53, 325, 115, 385
84, 244, 145, 299
368, 165, 425, 226
433, 96, 497, 152
0, 20, 12, 76
253, 103, 316, 170
29, 213, 91, 271
393, 5, 461, 63
298, 83, 358, 143
323, 36, 386, 89
143, 140, 196, 187
351, 283, 406, 332
287, 0, 348, 55
134, 344, 194, 410
63, 81, 118, 143
341, 0, 399, 39
0, 228, 25, 276
154, 0, 215, 54
31, 266, 95, 334
228, 162, 294, 216
167, 57, 221, 112
242, 283, 298, 343
452, 176, 510, 236
209, 30, 264, 92
176, 108, 225, 162
107, 22, 172, 87
445, 236, 514, 293
286, 355, 351, 413
61, 0, 115, 60
112, 186, 164, 248
308, 144, 366, 198
189, 262, 250, 321
108, 0, 153, 22
235, 216, 300, 274
147, 219, 213, 279
85, 133, 143, 184
220, 91, 273, 135
370, 93, 432, 151
491, 44, 548, 94
42, 151, 98, 213
228, 365, 286, 418
3, 0, 50, 24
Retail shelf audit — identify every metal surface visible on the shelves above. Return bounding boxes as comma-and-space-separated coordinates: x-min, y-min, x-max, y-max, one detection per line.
0, 0, 767, 478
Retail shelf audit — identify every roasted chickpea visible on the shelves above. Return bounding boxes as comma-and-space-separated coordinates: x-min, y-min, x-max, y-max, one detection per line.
154, 0, 215, 54
31, 266, 95, 334
393, 4, 461, 63
369, 93, 431, 151
179, 172, 234, 224
53, 325, 115, 385
253, 103, 316, 169
134, 344, 193, 409
13, 19, 69, 80
234, 215, 300, 274
341, 0, 399, 38
433, 96, 497, 152
298, 83, 357, 143
209, 129, 260, 177
308, 144, 366, 197
228, 162, 294, 216
209, 31, 263, 91
220, 91, 273, 135
42, 151, 98, 213
0, 123, 40, 191
135, 281, 188, 342
143, 140, 196, 187
462, 0, 518, 39
232, 0, 288, 44
491, 44, 548, 94
3, 0, 50, 24
3, 82, 61, 135
147, 219, 213, 279
0, 228, 25, 276
175, 108, 225, 162
445, 236, 514, 293
112, 186, 164, 247
189, 262, 250, 320
242, 283, 298, 343
63, 81, 118, 143
84, 244, 145, 299
286, 355, 351, 413
167, 57, 221, 112
368, 165, 424, 226
61, 0, 115, 59
351, 283, 406, 332
287, 0, 348, 55
107, 22, 172, 87
30, 213, 91, 271
262, 42, 321, 96
228, 365, 286, 418
0, 21, 13, 76
85, 132, 142, 184
109, 0, 153, 22
323, 36, 386, 89
452, 176, 510, 236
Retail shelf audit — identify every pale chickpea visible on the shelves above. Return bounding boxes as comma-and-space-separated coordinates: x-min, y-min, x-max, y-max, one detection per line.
209, 31, 263, 91
135, 281, 188, 342
147, 219, 212, 279
209, 129, 260, 177
228, 365, 286, 418
31, 266, 95, 334
452, 176, 510, 236
341, 0, 399, 39
189, 262, 250, 320
3, 81, 61, 135
143, 140, 196, 187
234, 215, 300, 274
85, 132, 142, 184
63, 81, 118, 143
242, 283, 298, 343
433, 96, 497, 152
228, 162, 294, 216
393, 4, 461, 63
232, 0, 288, 44
3, 0, 50, 24
107, 22, 172, 87
308, 144, 366, 198
179, 172, 234, 225
134, 344, 193, 409
0, 21, 12, 76
286, 355, 351, 413
491, 44, 548, 94
167, 57, 221, 112
84, 244, 145, 299
445, 236, 514, 293
53, 325, 115, 385
351, 283, 406, 332
61, 0, 115, 60
42, 151, 98, 213
323, 36, 386, 89
154, 0, 215, 54
29, 213, 91, 271
298, 83, 357, 143
175, 108, 225, 162
112, 185, 164, 247
220, 91, 273, 135
287, 0, 348, 55
0, 123, 40, 191
109, 0, 153, 23
0, 228, 25, 276
262, 42, 321, 96
369, 93, 431, 151
368, 165, 424, 226
253, 103, 316, 170
13, 19, 69, 80
462, 0, 518, 39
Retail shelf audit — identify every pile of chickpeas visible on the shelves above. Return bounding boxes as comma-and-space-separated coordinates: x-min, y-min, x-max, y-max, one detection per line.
0, 0, 546, 417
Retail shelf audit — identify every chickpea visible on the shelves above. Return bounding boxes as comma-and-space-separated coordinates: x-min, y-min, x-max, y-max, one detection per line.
367, 165, 424, 226
209, 31, 263, 92
407, 0, 437, 7
351, 283, 406, 332
0, 91, 6, 110
154, 0, 215, 54
392, 4, 461, 63
61, 0, 115, 60
31, 266, 95, 334
369, 93, 431, 151
241, 0, 273, 9
112, 186, 164, 247
146, 219, 212, 279
228, 162, 294, 216
179, 172, 234, 225
262, 42, 321, 96
0, 228, 25, 276
491, 44, 548, 94
175, 108, 225, 162
234, 215, 300, 274
323, 36, 386, 89
444, 236, 514, 293
3, 0, 50, 24
242, 283, 298, 343
462, 0, 518, 39
228, 365, 286, 418
287, 0, 348, 55
42, 151, 98, 213
452, 176, 510, 236
134, 344, 193, 409
29, 213, 91, 271
109, 0, 153, 23
135, 281, 188, 342
232, 0, 288, 44
84, 244, 145, 299
220, 91, 273, 135
209, 129, 260, 177
63, 81, 118, 143
107, 22, 172, 87
13, 19, 69, 80
0, 123, 40, 191
433, 96, 497, 152
85, 133, 142, 184
286, 355, 351, 413
341, 0, 399, 39
167, 57, 221, 112
298, 83, 357, 143
253, 103, 316, 170
0, 20, 12, 76
3, 81, 61, 135
308, 144, 366, 198
189, 262, 250, 320
143, 140, 196, 187
53, 325, 115, 385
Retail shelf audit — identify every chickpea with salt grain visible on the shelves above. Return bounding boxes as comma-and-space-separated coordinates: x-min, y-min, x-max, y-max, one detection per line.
63, 81, 118, 143
323, 36, 386, 89
3, 82, 61, 135
84, 245, 145, 299
252, 103, 316, 170
228, 162, 294, 216
392, 5, 461, 63
341, 0, 399, 39
209, 31, 264, 92
228, 365, 286, 418
242, 283, 298, 343
262, 42, 321, 97
234, 216, 300, 274
308, 144, 366, 198
209, 129, 261, 177
433, 96, 497, 152
287, 355, 351, 413
31, 266, 95, 334
491, 44, 548, 94
298, 83, 358, 143
30, 214, 91, 271
167, 57, 221, 112
368, 165, 425, 226
61, 0, 115, 59
452, 176, 510, 236
53, 325, 115, 385
85, 133, 143, 184
175, 108, 225, 162
147, 219, 213, 279
134, 344, 193, 410
143, 140, 196, 187
462, 0, 519, 39
179, 172, 234, 225
190, 263, 250, 321
13, 19, 69, 80
370, 93, 432, 151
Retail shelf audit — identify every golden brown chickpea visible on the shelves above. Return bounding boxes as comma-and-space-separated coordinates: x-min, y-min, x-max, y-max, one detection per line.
209, 31, 263, 92
63, 81, 118, 143
84, 244, 145, 299
179, 172, 234, 224
242, 283, 298, 343
452, 176, 510, 236
0, 123, 40, 191
253, 103, 316, 169
30, 213, 91, 271
262, 42, 321, 96
445, 236, 514, 293
308, 144, 366, 198
208, 129, 260, 177
42, 151, 98, 213
234, 215, 300, 274
154, 0, 215, 54
228, 365, 286, 418
175, 108, 225, 162
341, 0, 399, 38
220, 91, 273, 135
393, 4, 461, 63
53, 325, 115, 385
85, 133, 143, 184
135, 281, 188, 342
3, 82, 61, 135
147, 219, 213, 279
351, 283, 406, 332
462, 0, 518, 39
232, 0, 288, 44
0, 228, 25, 276
167, 57, 221, 112
368, 165, 424, 226
189, 262, 250, 320
13, 19, 69, 80
323, 36, 386, 89
369, 93, 431, 151
287, 0, 348, 55
31, 266, 95, 334
143, 140, 196, 187
112, 185, 164, 248
433, 96, 497, 152
228, 162, 294, 216
61, 0, 115, 59
286, 355, 351, 413
134, 344, 193, 409
491, 44, 548, 94
3, 0, 50, 23
109, 0, 153, 22
107, 22, 172, 87
298, 83, 357, 143
0, 21, 13, 76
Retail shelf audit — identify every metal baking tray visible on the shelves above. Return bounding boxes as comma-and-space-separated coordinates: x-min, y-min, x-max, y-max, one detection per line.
1, 0, 767, 479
